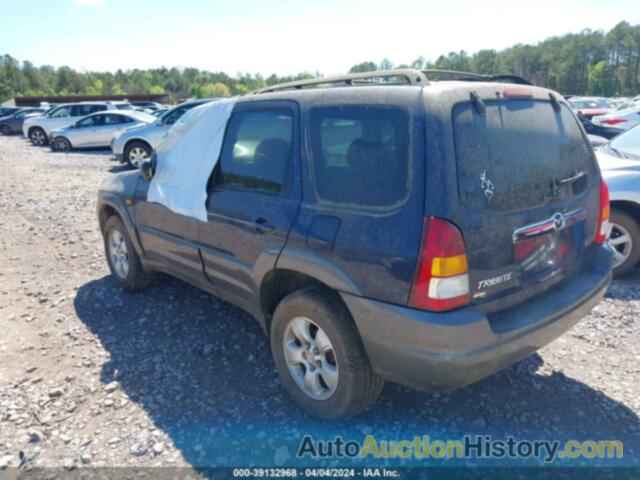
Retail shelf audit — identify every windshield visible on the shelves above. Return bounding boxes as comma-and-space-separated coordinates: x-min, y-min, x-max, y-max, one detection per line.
159, 103, 198, 125
609, 124, 640, 159
131, 112, 156, 123
570, 99, 612, 109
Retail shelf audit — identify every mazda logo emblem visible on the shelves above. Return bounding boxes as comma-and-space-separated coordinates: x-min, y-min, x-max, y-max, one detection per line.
552, 212, 566, 231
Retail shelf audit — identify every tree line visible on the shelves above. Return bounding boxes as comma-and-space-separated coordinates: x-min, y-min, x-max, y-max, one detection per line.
1, 21, 639, 104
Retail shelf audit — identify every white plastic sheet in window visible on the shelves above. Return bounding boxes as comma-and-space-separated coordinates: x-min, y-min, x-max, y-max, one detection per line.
147, 97, 238, 221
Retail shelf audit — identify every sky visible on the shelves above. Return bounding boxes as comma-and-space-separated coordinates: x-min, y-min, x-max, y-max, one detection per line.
1, 0, 639, 76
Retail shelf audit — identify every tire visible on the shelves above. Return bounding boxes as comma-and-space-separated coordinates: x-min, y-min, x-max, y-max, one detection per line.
0, 125, 10, 136
29, 127, 48, 146
270, 287, 384, 419
124, 141, 152, 169
609, 209, 640, 277
52, 136, 72, 152
103, 215, 153, 290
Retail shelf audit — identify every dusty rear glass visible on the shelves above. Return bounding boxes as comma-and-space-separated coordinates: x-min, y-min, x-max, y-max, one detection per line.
453, 100, 597, 213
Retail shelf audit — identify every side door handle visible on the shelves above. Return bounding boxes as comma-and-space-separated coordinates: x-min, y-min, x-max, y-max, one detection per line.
254, 217, 271, 235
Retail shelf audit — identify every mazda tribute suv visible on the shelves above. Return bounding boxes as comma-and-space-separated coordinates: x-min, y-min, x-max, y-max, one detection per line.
97, 70, 612, 419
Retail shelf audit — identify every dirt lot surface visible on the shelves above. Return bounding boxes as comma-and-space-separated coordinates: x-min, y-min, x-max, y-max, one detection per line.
0, 135, 638, 476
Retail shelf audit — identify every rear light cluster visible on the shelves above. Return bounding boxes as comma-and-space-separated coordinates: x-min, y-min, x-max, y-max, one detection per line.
409, 184, 610, 311
409, 218, 470, 312
595, 180, 610, 245
601, 118, 627, 126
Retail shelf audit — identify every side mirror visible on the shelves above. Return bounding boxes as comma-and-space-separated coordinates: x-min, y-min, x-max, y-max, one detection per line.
140, 160, 154, 182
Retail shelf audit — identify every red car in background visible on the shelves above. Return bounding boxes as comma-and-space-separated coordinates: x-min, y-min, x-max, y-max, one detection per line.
569, 97, 614, 119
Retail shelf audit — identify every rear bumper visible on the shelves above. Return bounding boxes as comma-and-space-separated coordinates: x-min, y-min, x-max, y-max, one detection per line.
342, 245, 612, 391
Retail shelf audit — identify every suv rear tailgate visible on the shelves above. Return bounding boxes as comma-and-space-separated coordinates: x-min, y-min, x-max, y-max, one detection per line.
424, 84, 602, 316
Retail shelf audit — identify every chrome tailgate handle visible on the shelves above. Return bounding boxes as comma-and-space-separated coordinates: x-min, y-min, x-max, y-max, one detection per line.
513, 209, 586, 242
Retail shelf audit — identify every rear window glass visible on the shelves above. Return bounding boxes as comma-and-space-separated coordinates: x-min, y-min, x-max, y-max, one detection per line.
454, 100, 597, 213
309, 106, 410, 207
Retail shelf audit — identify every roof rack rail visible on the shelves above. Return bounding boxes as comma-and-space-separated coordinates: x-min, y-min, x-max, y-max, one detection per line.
250, 68, 532, 94
251, 69, 428, 94
421, 69, 532, 85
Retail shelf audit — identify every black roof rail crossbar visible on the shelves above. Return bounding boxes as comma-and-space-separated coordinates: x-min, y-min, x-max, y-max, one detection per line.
251, 69, 429, 94
422, 69, 532, 85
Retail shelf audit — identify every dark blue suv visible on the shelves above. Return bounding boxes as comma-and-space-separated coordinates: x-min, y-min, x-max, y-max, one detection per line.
98, 70, 612, 419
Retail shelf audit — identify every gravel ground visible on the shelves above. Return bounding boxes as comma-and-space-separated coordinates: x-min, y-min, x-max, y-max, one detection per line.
0, 134, 638, 476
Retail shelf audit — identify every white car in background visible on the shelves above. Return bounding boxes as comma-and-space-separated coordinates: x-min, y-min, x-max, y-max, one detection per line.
111, 98, 216, 168
48, 111, 155, 152
592, 106, 640, 131
22, 101, 132, 146
596, 124, 640, 276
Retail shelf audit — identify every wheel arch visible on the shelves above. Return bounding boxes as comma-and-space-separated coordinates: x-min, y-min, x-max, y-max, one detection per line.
97, 196, 145, 257
259, 247, 363, 335
28, 125, 46, 136
53, 135, 72, 149
98, 203, 120, 233
124, 138, 152, 154
610, 200, 640, 223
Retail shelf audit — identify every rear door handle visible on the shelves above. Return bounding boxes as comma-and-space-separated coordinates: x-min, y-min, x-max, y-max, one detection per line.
255, 217, 268, 225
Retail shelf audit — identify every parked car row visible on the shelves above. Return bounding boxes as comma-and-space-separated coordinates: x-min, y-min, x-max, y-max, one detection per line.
23, 101, 133, 145
568, 95, 640, 134
0, 107, 47, 135
0, 98, 216, 168
49, 110, 156, 152
111, 98, 213, 167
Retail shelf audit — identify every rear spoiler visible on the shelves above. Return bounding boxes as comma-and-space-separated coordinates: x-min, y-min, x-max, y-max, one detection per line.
422, 70, 532, 85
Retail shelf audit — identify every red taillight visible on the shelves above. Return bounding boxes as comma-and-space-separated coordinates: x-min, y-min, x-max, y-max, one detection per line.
601, 118, 627, 126
595, 180, 610, 245
409, 218, 470, 312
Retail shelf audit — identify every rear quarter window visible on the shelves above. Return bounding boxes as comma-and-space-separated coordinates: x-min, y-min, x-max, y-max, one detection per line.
453, 99, 597, 213
309, 106, 410, 207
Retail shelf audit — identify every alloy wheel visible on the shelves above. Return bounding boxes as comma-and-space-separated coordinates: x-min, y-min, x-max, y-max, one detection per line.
108, 229, 130, 279
31, 130, 46, 146
608, 222, 633, 269
54, 137, 70, 152
129, 147, 149, 167
283, 316, 339, 400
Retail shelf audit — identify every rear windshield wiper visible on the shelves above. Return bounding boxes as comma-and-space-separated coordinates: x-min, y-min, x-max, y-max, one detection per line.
607, 145, 627, 159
